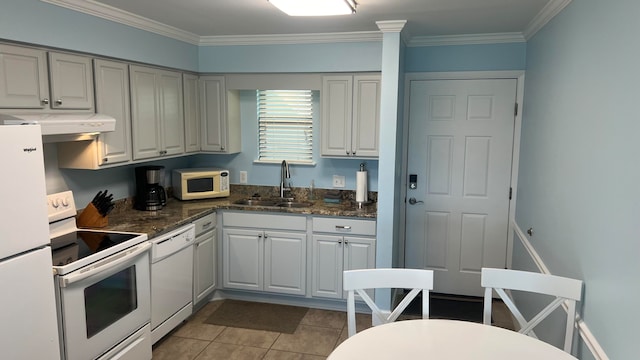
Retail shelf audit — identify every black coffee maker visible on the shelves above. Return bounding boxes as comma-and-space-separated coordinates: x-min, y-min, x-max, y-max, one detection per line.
134, 165, 167, 211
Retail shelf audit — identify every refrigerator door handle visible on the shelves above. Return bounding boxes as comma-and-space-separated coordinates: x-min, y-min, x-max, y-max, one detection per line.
60, 242, 151, 287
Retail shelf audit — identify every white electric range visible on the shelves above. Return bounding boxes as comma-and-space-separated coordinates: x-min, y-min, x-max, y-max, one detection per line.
48, 190, 152, 360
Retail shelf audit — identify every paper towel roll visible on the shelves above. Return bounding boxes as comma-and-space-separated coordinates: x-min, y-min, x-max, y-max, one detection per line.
356, 170, 368, 202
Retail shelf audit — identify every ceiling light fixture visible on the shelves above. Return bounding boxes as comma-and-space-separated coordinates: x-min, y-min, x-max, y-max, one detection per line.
268, 0, 357, 16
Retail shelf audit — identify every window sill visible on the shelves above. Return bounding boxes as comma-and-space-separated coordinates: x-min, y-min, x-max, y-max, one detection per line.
253, 160, 316, 166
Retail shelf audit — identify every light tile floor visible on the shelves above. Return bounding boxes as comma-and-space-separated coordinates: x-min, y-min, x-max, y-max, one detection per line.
152, 299, 514, 360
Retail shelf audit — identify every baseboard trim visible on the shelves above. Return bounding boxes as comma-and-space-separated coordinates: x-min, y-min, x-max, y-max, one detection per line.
512, 220, 610, 360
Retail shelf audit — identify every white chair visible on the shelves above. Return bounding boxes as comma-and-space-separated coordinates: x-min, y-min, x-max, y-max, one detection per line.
481, 267, 583, 353
343, 268, 434, 337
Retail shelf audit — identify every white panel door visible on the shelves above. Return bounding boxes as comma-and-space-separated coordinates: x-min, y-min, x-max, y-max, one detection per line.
200, 76, 226, 151
222, 229, 262, 291
158, 70, 184, 156
130, 65, 162, 160
264, 231, 306, 295
183, 73, 200, 153
405, 79, 517, 296
311, 235, 343, 299
94, 59, 131, 165
0, 44, 48, 109
48, 52, 94, 110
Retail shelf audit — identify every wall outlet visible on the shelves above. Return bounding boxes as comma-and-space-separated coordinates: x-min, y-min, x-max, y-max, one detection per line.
239, 171, 247, 184
332, 175, 346, 188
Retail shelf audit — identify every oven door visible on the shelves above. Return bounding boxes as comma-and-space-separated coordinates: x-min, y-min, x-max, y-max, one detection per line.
57, 242, 151, 360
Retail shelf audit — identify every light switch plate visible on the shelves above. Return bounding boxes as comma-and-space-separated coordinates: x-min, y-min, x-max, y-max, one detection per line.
332, 175, 346, 188
239, 171, 247, 184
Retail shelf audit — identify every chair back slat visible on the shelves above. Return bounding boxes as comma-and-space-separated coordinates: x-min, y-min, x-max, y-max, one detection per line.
344, 268, 434, 338
481, 267, 583, 354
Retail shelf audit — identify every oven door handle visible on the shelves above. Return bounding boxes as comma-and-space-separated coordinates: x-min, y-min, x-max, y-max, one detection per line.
61, 242, 152, 288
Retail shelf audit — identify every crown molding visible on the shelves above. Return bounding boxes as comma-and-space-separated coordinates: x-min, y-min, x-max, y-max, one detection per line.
41, 0, 201, 45
523, 0, 573, 40
376, 20, 408, 33
199, 31, 382, 46
408, 32, 525, 47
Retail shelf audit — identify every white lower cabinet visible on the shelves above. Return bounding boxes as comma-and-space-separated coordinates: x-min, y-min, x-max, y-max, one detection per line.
311, 217, 376, 299
222, 212, 306, 296
193, 213, 217, 305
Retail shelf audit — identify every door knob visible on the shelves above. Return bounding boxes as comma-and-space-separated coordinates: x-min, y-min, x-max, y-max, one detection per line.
408, 197, 424, 205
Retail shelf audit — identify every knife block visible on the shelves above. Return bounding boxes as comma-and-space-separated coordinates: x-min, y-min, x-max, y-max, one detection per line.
77, 203, 108, 228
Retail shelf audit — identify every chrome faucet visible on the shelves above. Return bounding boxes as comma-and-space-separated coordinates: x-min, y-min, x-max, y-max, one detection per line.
280, 160, 291, 198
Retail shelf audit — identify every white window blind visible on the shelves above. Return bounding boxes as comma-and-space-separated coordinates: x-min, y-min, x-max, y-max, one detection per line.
257, 89, 313, 163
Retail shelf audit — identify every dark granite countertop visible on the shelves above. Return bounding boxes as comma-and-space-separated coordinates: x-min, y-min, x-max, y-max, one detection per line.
96, 189, 376, 238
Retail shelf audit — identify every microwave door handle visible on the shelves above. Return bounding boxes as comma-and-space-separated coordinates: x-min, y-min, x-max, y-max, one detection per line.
60, 242, 151, 287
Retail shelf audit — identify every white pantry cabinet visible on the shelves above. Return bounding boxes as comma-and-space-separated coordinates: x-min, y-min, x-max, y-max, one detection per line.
321, 74, 380, 158
130, 65, 185, 160
200, 76, 241, 153
311, 217, 376, 299
222, 212, 306, 296
193, 213, 217, 305
0, 44, 94, 111
183, 73, 200, 153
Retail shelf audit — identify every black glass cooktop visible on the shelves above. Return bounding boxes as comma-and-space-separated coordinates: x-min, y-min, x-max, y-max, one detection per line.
51, 231, 139, 267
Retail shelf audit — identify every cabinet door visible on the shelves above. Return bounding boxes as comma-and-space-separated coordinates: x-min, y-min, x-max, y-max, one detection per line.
0, 44, 49, 109
311, 234, 343, 299
158, 70, 184, 156
200, 76, 226, 151
321, 76, 353, 157
352, 75, 380, 157
48, 52, 94, 110
130, 65, 162, 160
222, 228, 263, 291
194, 230, 216, 304
94, 59, 131, 166
183, 73, 200, 153
343, 236, 376, 299
264, 231, 306, 296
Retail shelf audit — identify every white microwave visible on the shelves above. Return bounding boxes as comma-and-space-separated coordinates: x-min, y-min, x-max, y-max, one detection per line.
172, 168, 230, 200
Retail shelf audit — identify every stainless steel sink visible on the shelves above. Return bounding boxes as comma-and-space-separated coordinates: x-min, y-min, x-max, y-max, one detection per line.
233, 198, 312, 208
276, 201, 314, 208
233, 199, 279, 206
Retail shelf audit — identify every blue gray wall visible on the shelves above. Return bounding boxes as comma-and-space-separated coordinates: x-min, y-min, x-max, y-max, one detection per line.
514, 0, 639, 358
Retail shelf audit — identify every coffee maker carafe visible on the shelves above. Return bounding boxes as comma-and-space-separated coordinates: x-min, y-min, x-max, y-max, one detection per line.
135, 165, 167, 211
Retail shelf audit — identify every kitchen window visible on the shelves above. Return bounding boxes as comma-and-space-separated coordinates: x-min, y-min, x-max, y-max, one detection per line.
257, 89, 313, 163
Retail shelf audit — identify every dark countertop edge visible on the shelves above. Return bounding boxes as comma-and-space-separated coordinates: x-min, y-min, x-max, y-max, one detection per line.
99, 195, 376, 238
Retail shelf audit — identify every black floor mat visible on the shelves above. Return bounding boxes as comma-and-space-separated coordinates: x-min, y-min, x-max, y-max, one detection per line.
400, 292, 485, 323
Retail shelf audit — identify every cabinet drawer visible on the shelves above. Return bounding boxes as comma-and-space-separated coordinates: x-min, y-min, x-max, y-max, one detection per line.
223, 212, 306, 231
312, 217, 376, 236
193, 213, 216, 236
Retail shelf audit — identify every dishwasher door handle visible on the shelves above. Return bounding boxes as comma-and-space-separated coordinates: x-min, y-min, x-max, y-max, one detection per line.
61, 242, 151, 287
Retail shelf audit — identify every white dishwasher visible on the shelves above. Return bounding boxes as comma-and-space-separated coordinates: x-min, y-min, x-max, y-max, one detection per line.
150, 224, 195, 344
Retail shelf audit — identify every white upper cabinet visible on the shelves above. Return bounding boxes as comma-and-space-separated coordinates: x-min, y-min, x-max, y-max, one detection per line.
183, 73, 200, 153
93, 59, 131, 165
0, 44, 94, 111
130, 65, 184, 160
48, 52, 94, 110
200, 75, 241, 153
0, 44, 49, 109
57, 59, 132, 169
321, 74, 380, 158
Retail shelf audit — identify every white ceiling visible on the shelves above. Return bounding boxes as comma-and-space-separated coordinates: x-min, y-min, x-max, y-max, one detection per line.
45, 0, 564, 45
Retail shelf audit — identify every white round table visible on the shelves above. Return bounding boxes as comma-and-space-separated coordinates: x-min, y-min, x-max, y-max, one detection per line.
328, 319, 577, 360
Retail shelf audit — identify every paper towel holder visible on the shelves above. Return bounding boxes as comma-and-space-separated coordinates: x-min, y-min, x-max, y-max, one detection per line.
356, 162, 371, 209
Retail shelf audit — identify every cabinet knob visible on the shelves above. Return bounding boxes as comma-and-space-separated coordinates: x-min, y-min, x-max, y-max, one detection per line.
41, 98, 49, 105
221, 146, 225, 151
55, 99, 63, 105
346, 151, 351, 155
353, 151, 356, 156
103, 158, 108, 162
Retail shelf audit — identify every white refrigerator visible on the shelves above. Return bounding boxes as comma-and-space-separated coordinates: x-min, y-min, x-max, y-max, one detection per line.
0, 125, 61, 359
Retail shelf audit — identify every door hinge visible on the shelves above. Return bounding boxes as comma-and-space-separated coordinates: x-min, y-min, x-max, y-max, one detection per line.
509, 187, 513, 200
514, 103, 519, 116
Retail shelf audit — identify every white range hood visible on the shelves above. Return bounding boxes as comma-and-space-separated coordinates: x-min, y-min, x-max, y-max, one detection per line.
0, 113, 116, 142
